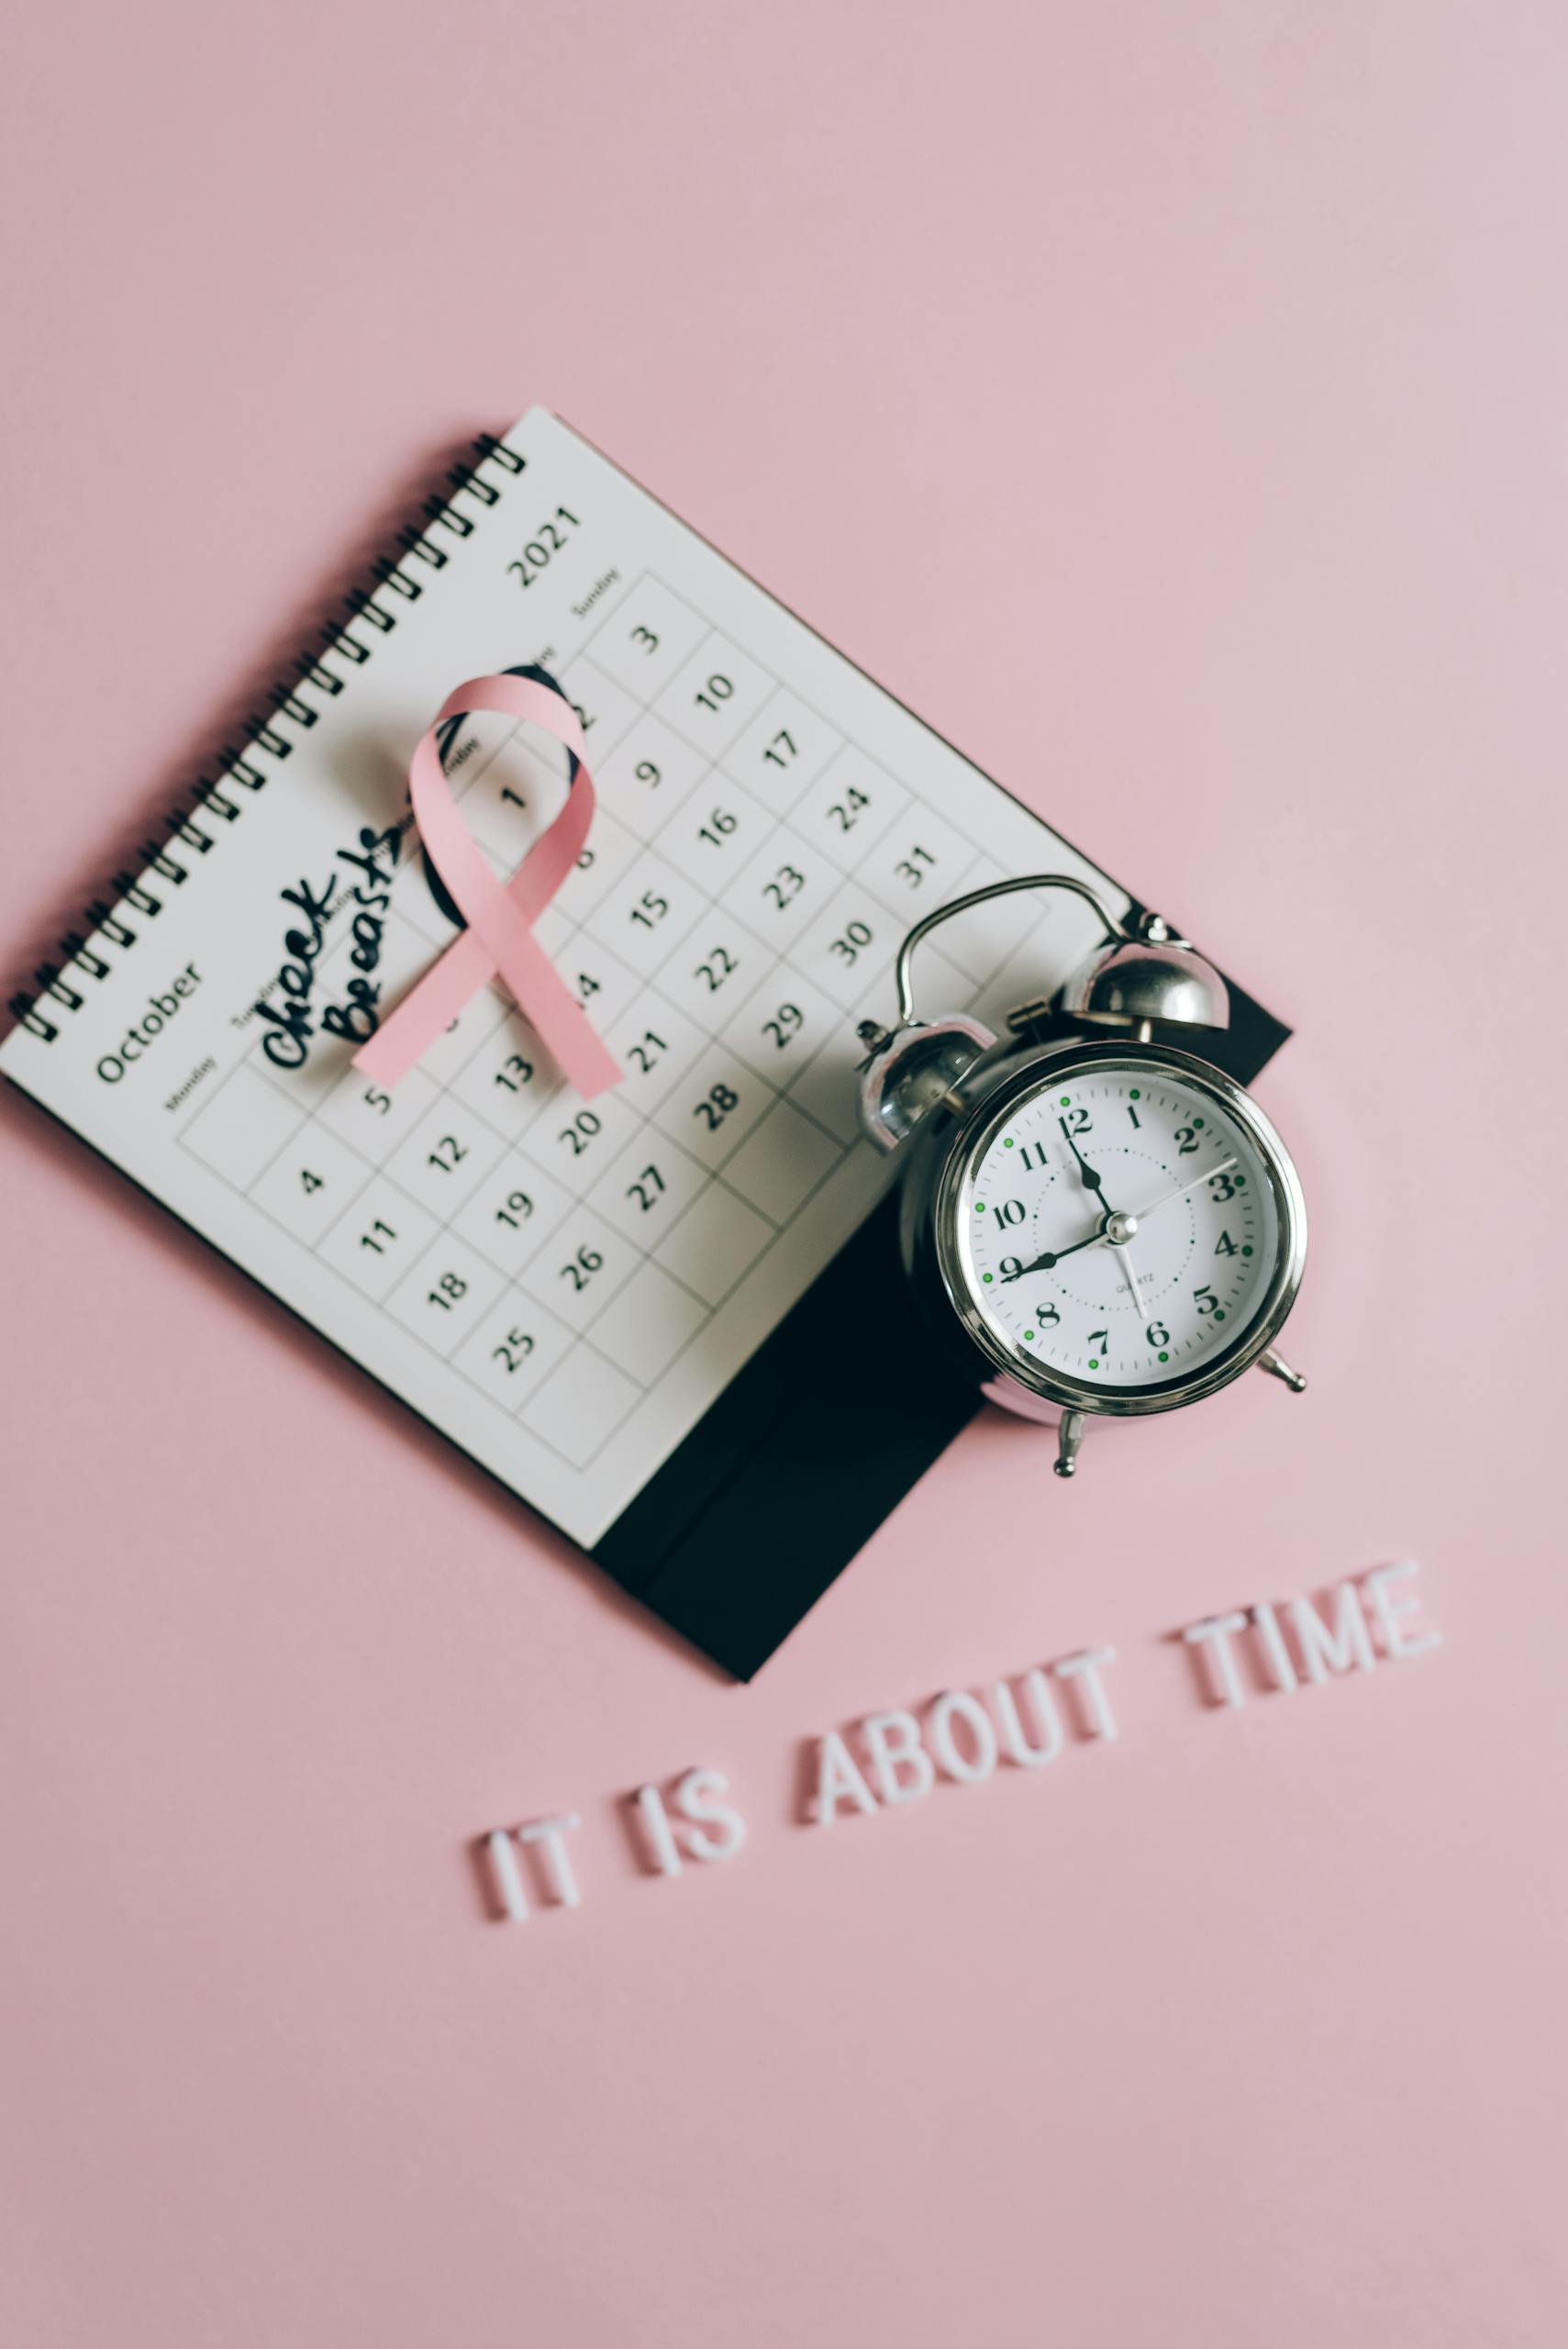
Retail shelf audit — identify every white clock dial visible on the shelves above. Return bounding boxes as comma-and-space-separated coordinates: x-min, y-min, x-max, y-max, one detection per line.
957, 1062, 1283, 1390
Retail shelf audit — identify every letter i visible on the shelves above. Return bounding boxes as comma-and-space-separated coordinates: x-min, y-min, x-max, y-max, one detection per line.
634, 1784, 683, 1876
486, 1829, 529, 1921
1251, 1601, 1298, 1693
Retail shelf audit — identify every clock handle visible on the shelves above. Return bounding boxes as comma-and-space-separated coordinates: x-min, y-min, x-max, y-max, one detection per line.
893, 872, 1131, 1030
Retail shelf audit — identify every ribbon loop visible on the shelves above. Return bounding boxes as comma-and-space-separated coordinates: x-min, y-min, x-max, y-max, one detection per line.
353, 668, 620, 1097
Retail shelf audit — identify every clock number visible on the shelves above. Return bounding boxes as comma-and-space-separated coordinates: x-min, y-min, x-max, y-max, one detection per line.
999, 1255, 1025, 1281
1126, 1103, 1141, 1129
1173, 1125, 1200, 1154
1193, 1286, 1218, 1316
1208, 1169, 1238, 1201
492, 1327, 536, 1374
994, 1198, 1027, 1227
1214, 1230, 1238, 1256
1146, 1320, 1170, 1347
1058, 1107, 1092, 1137
1088, 1329, 1108, 1353
1035, 1302, 1062, 1327
1018, 1141, 1051, 1172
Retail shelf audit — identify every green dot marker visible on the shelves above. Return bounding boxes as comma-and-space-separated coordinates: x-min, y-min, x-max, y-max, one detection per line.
982, 1273, 993, 1283
1194, 1116, 1204, 1128
1236, 1174, 1246, 1187
1242, 1244, 1252, 1255
1004, 1137, 1015, 1147
1060, 1096, 1071, 1106
1214, 1310, 1226, 1322
1088, 1357, 1099, 1369
1025, 1330, 1035, 1342
1159, 1351, 1169, 1362
1129, 1087, 1140, 1099
975, 1202, 986, 1213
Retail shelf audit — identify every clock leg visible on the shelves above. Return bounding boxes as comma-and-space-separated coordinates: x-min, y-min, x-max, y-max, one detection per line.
1053, 1409, 1088, 1478
1258, 1349, 1308, 1393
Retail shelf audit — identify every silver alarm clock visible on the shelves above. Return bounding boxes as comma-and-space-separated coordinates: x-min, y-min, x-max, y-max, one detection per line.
856, 874, 1308, 1479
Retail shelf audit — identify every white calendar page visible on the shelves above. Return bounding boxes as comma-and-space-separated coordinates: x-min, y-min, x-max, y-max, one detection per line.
0, 410, 1127, 1548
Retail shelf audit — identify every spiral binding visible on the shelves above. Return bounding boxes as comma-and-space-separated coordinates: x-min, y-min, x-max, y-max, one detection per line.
8, 432, 528, 1044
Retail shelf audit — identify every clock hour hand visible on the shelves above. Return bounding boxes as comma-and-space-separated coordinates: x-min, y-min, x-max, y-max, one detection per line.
1003, 1216, 1109, 1279
1060, 1127, 1115, 1206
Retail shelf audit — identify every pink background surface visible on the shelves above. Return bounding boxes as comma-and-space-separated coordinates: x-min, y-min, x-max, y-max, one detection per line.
3, 5, 1565, 2343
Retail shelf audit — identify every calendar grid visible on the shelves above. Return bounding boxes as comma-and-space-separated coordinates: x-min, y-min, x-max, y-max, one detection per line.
177, 566, 1053, 1474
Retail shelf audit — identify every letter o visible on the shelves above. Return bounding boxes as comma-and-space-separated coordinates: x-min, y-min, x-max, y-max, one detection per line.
96, 1053, 125, 1084
928, 1690, 997, 1784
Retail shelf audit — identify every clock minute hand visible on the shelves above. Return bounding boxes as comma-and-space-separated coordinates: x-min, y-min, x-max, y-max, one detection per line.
1132, 1155, 1238, 1223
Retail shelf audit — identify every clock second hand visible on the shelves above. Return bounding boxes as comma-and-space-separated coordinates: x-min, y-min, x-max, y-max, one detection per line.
1113, 1238, 1146, 1319
1130, 1154, 1238, 1225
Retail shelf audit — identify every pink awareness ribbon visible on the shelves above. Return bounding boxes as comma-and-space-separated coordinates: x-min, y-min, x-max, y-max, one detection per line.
353, 671, 620, 1098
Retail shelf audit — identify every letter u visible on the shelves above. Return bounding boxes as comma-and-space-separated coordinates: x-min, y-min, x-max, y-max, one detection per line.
992, 1670, 1064, 1767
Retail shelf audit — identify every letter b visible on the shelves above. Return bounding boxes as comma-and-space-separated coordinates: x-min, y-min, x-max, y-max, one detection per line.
861, 1709, 934, 1806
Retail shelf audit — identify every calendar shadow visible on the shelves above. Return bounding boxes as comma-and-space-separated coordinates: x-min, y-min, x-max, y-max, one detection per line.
0, 1079, 732, 1683
1, 424, 495, 1013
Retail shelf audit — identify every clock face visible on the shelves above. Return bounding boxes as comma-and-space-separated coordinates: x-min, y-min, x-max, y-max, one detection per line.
954, 1057, 1287, 1394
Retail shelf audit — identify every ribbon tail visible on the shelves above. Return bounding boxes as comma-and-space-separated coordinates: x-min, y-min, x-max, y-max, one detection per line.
497, 929, 621, 1099
353, 930, 495, 1090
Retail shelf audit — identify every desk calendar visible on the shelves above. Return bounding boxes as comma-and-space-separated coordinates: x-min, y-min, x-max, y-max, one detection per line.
0, 410, 1286, 1673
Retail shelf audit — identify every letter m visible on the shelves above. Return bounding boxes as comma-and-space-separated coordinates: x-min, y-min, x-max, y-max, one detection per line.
1287, 1583, 1376, 1683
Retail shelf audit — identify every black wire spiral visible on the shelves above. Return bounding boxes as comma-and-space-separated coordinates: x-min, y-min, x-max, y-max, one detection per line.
9, 432, 528, 1042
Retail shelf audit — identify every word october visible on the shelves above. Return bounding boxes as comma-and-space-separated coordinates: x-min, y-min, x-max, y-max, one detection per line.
95, 964, 202, 1084
481, 1562, 1441, 1927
